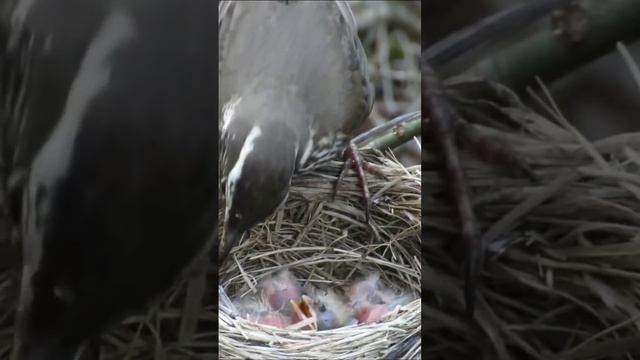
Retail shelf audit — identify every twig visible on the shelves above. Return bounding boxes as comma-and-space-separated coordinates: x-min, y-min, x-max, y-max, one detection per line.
367, 117, 420, 151
422, 61, 480, 316
353, 111, 421, 146
467, 0, 640, 92
424, 0, 570, 67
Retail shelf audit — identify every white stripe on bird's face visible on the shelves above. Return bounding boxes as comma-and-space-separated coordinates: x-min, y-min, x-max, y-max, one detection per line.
224, 125, 262, 230
18, 8, 136, 314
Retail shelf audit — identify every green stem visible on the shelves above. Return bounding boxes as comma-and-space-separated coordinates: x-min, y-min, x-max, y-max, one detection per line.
367, 118, 421, 151
466, 0, 640, 92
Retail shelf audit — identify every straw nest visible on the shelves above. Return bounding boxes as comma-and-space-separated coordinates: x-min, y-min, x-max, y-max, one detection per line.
218, 150, 422, 360
424, 77, 640, 360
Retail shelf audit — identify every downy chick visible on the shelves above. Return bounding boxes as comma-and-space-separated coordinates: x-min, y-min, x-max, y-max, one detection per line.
235, 271, 315, 329
346, 273, 413, 324
258, 270, 303, 313
304, 286, 356, 330
233, 298, 293, 329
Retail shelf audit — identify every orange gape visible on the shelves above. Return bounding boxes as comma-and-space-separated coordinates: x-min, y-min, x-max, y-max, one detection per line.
290, 297, 318, 330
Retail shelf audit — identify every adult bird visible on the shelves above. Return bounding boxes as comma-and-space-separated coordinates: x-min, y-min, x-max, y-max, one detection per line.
1, 0, 217, 358
217, 0, 374, 263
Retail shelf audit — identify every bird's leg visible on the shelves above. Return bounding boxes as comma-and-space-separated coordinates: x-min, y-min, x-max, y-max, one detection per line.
333, 140, 372, 223
423, 62, 481, 316
333, 111, 420, 225
423, 61, 536, 315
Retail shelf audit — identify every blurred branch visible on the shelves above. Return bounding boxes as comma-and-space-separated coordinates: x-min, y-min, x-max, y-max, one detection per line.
466, 0, 640, 92
422, 62, 480, 317
424, 0, 569, 67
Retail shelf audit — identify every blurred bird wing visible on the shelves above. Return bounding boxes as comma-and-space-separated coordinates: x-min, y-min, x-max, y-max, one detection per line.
218, 1, 232, 25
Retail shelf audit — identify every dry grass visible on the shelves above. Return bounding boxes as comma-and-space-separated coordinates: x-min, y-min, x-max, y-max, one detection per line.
424, 72, 640, 359
351, 0, 422, 166
219, 152, 422, 359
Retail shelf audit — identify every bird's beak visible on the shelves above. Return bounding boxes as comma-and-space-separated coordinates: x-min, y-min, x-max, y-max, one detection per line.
289, 295, 317, 331
218, 229, 244, 264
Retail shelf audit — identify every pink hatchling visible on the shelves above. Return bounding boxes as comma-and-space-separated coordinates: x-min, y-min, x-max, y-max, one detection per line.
346, 273, 413, 324
258, 270, 303, 312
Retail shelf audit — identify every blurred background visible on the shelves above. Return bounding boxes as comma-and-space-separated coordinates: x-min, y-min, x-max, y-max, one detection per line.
424, 0, 640, 139
349, 0, 421, 166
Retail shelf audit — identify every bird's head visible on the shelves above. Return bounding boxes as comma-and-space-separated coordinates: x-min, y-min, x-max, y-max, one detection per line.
258, 270, 302, 312
303, 288, 356, 331
219, 92, 309, 262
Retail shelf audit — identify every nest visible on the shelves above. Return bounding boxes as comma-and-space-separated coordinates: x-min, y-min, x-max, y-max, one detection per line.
218, 151, 422, 359
424, 77, 640, 359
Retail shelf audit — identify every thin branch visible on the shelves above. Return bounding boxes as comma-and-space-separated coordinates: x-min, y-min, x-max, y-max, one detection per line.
423, 61, 481, 316
424, 0, 570, 67
467, 0, 640, 92
367, 117, 420, 151
353, 111, 421, 146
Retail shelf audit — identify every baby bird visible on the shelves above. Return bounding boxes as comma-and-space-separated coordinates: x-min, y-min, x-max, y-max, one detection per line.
304, 286, 357, 330
232, 270, 315, 329
233, 298, 293, 328
346, 273, 413, 324
258, 270, 303, 313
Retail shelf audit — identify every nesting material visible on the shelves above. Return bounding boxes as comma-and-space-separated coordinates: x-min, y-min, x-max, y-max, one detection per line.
225, 270, 415, 333
424, 78, 640, 359
219, 150, 422, 360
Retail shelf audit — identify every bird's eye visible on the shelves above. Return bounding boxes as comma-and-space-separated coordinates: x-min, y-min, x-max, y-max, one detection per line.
319, 304, 326, 312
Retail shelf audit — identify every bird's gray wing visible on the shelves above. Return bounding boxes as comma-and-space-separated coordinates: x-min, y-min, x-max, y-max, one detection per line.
218, 0, 232, 26
328, 0, 374, 134
218, 0, 373, 136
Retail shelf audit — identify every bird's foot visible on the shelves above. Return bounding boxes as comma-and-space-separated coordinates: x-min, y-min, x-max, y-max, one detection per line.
333, 140, 376, 223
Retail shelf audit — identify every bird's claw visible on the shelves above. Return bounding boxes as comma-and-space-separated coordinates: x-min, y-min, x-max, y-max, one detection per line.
334, 141, 372, 223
